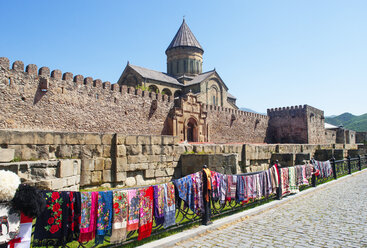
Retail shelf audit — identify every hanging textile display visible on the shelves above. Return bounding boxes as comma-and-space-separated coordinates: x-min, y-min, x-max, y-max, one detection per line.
219, 174, 227, 204
288, 167, 299, 194
33, 191, 71, 246
173, 175, 193, 211
126, 189, 139, 232
95, 191, 113, 245
0, 203, 20, 246
110, 190, 128, 244
138, 187, 153, 241
236, 176, 245, 202
79, 191, 98, 242
226, 175, 237, 202
163, 182, 176, 228
191, 172, 204, 214
7, 213, 32, 248
280, 168, 290, 196
153, 185, 165, 226
312, 160, 332, 178
66, 192, 81, 242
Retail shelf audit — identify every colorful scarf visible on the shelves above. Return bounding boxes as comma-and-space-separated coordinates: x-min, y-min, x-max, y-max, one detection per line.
191, 172, 204, 215
288, 167, 299, 193
312, 160, 332, 178
246, 175, 253, 199
211, 171, 221, 201
153, 185, 165, 226
0, 203, 20, 245
126, 189, 139, 231
7, 212, 32, 248
281, 168, 290, 196
256, 174, 262, 199
305, 164, 313, 179
302, 165, 310, 185
95, 191, 113, 245
33, 191, 70, 246
163, 182, 176, 228
138, 187, 153, 241
79, 191, 98, 242
226, 175, 237, 202
219, 174, 227, 204
66, 192, 81, 242
236, 176, 245, 202
110, 190, 128, 244
173, 175, 192, 210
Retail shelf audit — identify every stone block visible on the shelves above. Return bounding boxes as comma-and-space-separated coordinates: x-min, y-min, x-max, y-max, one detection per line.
59, 160, 74, 178
9, 132, 35, 145
127, 155, 147, 164
31, 167, 57, 178
85, 134, 101, 145
81, 159, 94, 171
66, 133, 85, 145
150, 155, 161, 162
117, 145, 126, 157
91, 171, 102, 184
116, 134, 126, 145
173, 136, 181, 144
52, 178, 66, 190
193, 145, 203, 153
0, 148, 14, 162
173, 145, 186, 155
103, 170, 112, 182
116, 172, 127, 182
67, 176, 77, 186
95, 158, 104, 170
165, 168, 175, 176
203, 145, 214, 154
73, 160, 81, 175
101, 134, 113, 145
125, 177, 136, 187
80, 170, 91, 186
142, 145, 153, 155
162, 136, 174, 145
137, 135, 151, 145
34, 132, 54, 145
56, 145, 73, 158
162, 146, 173, 155
36, 180, 52, 190
155, 169, 167, 177
116, 157, 127, 172
144, 169, 155, 178
126, 145, 142, 155
102, 145, 111, 157
104, 158, 112, 170
151, 136, 162, 145
125, 136, 137, 145
151, 145, 161, 155
136, 163, 149, 170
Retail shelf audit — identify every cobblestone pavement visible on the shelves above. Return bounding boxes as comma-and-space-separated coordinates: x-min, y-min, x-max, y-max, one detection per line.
173, 171, 367, 248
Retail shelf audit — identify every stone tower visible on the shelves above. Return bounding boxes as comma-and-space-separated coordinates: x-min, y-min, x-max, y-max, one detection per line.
166, 19, 204, 78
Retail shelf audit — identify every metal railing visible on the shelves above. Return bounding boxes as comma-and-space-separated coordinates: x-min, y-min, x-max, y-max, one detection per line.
29, 155, 367, 247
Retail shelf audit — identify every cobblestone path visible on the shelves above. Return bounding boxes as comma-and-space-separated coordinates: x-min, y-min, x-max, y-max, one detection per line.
174, 171, 367, 248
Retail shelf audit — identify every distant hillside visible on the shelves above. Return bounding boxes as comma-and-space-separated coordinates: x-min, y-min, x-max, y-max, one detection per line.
239, 107, 265, 115
325, 113, 367, 132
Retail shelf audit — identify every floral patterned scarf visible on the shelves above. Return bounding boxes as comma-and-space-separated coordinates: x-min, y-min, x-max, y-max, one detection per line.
126, 189, 139, 232
33, 191, 70, 246
236, 176, 245, 202
138, 186, 153, 241
288, 167, 299, 194
281, 167, 290, 196
95, 191, 113, 245
110, 190, 128, 244
226, 175, 237, 202
173, 175, 193, 210
153, 185, 165, 226
79, 191, 98, 242
163, 182, 176, 228
191, 172, 204, 215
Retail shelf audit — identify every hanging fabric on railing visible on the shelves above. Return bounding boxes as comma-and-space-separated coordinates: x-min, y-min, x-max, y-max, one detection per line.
33, 191, 71, 246
312, 160, 332, 178
153, 185, 165, 226
95, 191, 113, 245
219, 174, 227, 204
163, 182, 175, 228
126, 189, 139, 232
110, 190, 128, 244
236, 176, 245, 202
280, 168, 290, 196
226, 175, 237, 202
288, 167, 299, 194
138, 186, 153, 241
173, 175, 193, 211
191, 172, 204, 214
79, 191, 98, 242
210, 171, 221, 202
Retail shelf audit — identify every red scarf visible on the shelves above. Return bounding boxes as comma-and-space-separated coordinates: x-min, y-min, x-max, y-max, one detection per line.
138, 186, 154, 240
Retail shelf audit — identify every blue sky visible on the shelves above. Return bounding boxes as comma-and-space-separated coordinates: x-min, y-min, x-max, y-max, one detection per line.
1, 0, 366, 116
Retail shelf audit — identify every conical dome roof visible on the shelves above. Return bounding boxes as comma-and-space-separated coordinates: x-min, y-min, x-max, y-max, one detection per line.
166, 19, 203, 53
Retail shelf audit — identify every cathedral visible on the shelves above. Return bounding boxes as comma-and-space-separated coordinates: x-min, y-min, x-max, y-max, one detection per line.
117, 19, 238, 109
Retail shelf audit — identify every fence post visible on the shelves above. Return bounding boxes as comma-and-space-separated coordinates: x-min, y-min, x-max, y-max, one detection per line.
347, 155, 351, 174
358, 155, 362, 171
331, 157, 337, 179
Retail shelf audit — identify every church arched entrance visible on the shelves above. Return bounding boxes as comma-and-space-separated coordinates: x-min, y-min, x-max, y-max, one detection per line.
186, 118, 198, 142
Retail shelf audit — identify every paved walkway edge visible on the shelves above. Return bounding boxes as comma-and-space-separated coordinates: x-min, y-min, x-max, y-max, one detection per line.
137, 169, 367, 248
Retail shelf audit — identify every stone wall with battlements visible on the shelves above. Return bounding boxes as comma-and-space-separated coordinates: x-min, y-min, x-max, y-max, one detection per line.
0, 57, 173, 134
203, 104, 269, 144
267, 105, 325, 144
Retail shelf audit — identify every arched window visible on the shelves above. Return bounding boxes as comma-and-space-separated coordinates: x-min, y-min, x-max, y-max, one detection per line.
148, 85, 159, 94
161, 88, 172, 96
174, 90, 183, 98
